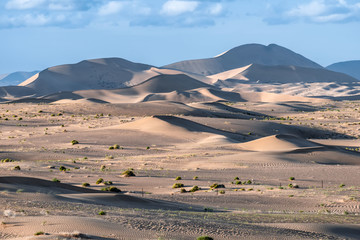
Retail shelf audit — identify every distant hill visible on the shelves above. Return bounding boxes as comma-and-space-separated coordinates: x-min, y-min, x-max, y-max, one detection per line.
0, 71, 39, 86
163, 43, 323, 76
326, 61, 360, 80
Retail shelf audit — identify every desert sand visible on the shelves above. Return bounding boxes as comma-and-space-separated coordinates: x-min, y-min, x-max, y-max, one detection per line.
1, 43, 360, 239
1, 97, 360, 240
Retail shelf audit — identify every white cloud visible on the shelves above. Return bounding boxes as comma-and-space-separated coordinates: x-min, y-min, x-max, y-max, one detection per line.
6, 0, 45, 10
209, 3, 223, 15
161, 0, 199, 16
286, 1, 327, 17
98, 1, 125, 16
266, 0, 360, 24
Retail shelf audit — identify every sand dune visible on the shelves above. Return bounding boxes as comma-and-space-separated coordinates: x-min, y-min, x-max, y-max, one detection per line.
164, 43, 322, 75
0, 86, 36, 99
120, 115, 241, 142
212, 63, 358, 85
238, 134, 322, 152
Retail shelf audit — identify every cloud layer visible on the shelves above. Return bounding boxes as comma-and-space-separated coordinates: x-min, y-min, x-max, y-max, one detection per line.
0, 0, 359, 29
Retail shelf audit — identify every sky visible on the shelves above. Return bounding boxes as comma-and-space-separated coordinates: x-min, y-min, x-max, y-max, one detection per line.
0, 0, 360, 73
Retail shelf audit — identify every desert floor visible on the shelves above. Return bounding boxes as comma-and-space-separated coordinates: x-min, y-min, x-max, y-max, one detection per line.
0, 100, 359, 239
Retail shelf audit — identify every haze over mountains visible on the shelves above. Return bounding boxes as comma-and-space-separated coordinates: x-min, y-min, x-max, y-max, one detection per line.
1, 43, 359, 102
0, 71, 39, 87
326, 60, 360, 80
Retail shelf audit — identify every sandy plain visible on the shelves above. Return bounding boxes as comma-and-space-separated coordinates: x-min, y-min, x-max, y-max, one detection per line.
0, 99, 360, 239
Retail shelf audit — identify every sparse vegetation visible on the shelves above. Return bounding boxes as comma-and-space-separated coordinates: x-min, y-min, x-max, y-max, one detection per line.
210, 183, 225, 189
190, 185, 200, 192
289, 177, 295, 181
193, 176, 198, 180
34, 231, 45, 236
1, 158, 15, 163
339, 184, 346, 188
98, 211, 106, 215
96, 178, 104, 184
172, 183, 184, 188
197, 236, 214, 240
122, 170, 136, 177
175, 176, 182, 180
13, 165, 21, 170
101, 186, 121, 192
82, 182, 90, 187
52, 178, 60, 183
71, 140, 79, 145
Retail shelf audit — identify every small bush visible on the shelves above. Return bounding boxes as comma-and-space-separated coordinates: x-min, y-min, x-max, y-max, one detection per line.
108, 146, 114, 150
234, 180, 242, 185
339, 184, 345, 188
190, 185, 200, 192
288, 183, 299, 189
289, 177, 295, 181
234, 177, 239, 180
100, 165, 106, 171
13, 165, 21, 170
98, 211, 106, 215
59, 166, 67, 171
96, 178, 104, 184
193, 176, 198, 180
246, 180, 252, 184
122, 170, 135, 177
101, 186, 121, 192
197, 236, 214, 240
71, 140, 79, 145
104, 181, 113, 185
34, 231, 45, 236
1, 158, 15, 163
52, 178, 60, 183
210, 183, 225, 189
175, 176, 182, 180
219, 190, 225, 194
113, 144, 120, 149
82, 183, 90, 187
180, 188, 187, 193
172, 183, 184, 188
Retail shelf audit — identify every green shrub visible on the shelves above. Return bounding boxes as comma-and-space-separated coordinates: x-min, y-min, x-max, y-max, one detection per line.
100, 165, 106, 171
172, 183, 184, 188
108, 146, 114, 150
180, 188, 187, 193
113, 144, 120, 149
34, 231, 45, 236
219, 190, 225, 194
289, 177, 295, 181
175, 176, 182, 180
122, 170, 135, 177
104, 181, 113, 185
82, 183, 90, 187
98, 211, 106, 215
339, 184, 345, 188
190, 185, 200, 192
71, 140, 79, 145
210, 183, 225, 189
234, 180, 242, 185
193, 176, 198, 180
1, 158, 15, 163
101, 186, 121, 192
59, 166, 67, 171
96, 178, 104, 184
234, 177, 239, 180
52, 178, 60, 183
197, 236, 214, 240
13, 165, 21, 170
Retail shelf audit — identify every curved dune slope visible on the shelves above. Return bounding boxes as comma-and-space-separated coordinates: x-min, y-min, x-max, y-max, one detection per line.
238, 134, 322, 152
211, 63, 358, 85
164, 43, 322, 75
119, 115, 240, 142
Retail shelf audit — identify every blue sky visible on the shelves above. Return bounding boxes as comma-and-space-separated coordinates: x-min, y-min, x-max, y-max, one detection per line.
1, 0, 359, 73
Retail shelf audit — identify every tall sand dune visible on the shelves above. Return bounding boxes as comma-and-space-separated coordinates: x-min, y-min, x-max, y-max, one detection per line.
164, 43, 322, 75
